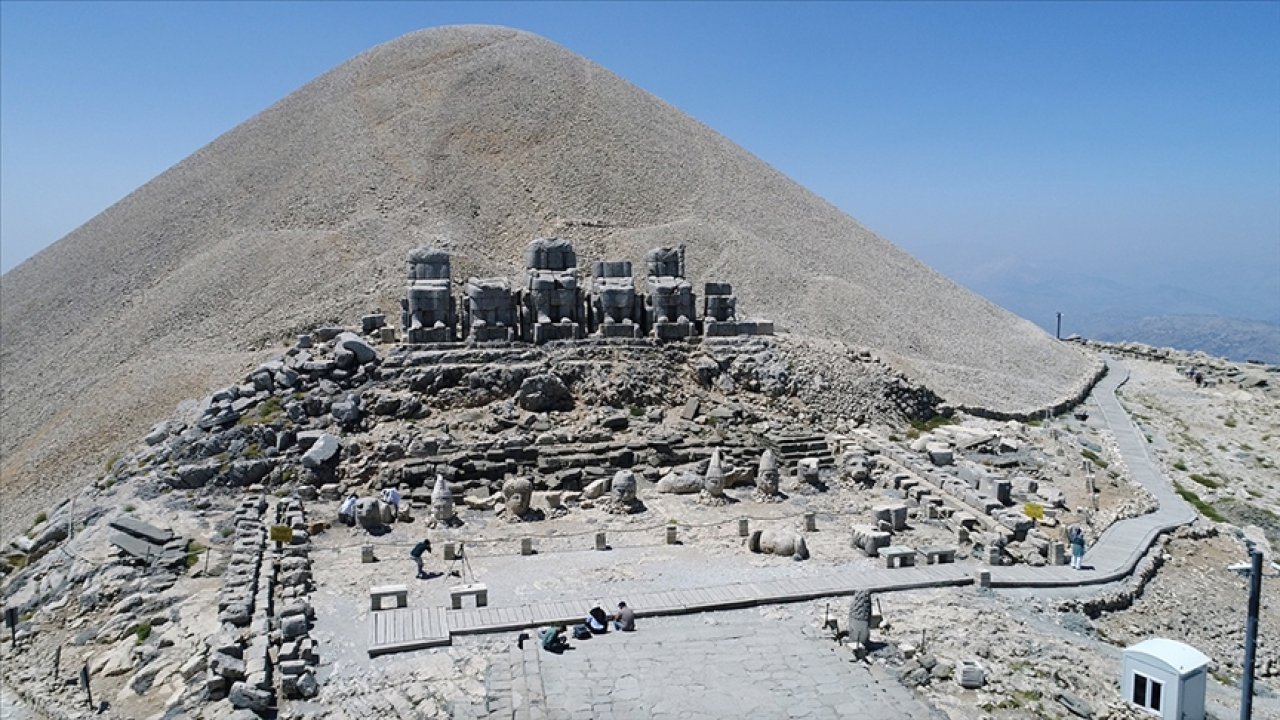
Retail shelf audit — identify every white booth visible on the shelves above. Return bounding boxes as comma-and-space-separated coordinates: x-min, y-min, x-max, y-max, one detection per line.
1121, 638, 1210, 720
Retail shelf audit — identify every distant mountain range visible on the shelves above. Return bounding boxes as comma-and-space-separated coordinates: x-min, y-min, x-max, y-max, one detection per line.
951, 263, 1280, 363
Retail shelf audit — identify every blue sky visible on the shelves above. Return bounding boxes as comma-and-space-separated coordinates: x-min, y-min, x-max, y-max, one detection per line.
3, 1, 1278, 328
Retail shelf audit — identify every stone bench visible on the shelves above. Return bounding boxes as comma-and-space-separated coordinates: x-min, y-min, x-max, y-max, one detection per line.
922, 546, 957, 565
370, 584, 409, 611
450, 582, 488, 609
881, 545, 917, 569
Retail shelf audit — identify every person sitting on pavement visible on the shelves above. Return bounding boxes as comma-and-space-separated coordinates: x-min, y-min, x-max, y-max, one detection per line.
586, 605, 609, 634
540, 625, 569, 653
337, 494, 358, 526
613, 601, 636, 632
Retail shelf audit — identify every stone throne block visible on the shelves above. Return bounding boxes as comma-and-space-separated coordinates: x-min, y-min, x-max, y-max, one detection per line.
702, 281, 774, 337
522, 237, 584, 344
644, 246, 696, 340
463, 277, 518, 342
402, 247, 456, 343
589, 260, 641, 338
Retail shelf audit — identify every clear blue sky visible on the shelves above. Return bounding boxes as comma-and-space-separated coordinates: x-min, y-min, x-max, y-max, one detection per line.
3, 1, 1278, 327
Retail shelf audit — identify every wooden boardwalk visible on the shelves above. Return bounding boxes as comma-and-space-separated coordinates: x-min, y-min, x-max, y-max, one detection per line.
368, 358, 1199, 656
367, 606, 450, 656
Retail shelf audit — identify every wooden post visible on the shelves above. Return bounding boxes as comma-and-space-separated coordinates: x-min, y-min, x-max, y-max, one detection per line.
738, 518, 749, 537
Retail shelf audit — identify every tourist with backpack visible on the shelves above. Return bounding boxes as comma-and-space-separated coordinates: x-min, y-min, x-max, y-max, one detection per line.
1069, 527, 1086, 570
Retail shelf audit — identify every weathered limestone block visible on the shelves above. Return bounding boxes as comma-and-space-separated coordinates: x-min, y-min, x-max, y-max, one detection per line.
516, 374, 572, 412
656, 471, 702, 494
873, 503, 909, 532
228, 682, 273, 713
850, 525, 892, 557
301, 433, 341, 469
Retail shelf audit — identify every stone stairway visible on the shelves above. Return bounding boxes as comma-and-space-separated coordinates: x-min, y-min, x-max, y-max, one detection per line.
760, 430, 836, 468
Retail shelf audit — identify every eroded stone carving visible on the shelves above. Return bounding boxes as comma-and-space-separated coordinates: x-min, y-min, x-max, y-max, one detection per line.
402, 248, 456, 343
589, 260, 641, 338
430, 475, 455, 525
600, 470, 644, 515
645, 246, 696, 339
748, 527, 809, 561
463, 277, 518, 342
754, 449, 783, 502
698, 449, 732, 506
847, 589, 873, 649
501, 476, 542, 521
523, 238, 583, 343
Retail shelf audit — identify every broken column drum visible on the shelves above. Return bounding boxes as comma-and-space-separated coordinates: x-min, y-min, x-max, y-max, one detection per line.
402, 247, 456, 343
589, 260, 641, 338
463, 276, 518, 342
523, 238, 584, 343
644, 246, 696, 339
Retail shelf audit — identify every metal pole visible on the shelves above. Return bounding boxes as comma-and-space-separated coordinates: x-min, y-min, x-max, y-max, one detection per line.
1055, 312, 1062, 340
1241, 549, 1263, 719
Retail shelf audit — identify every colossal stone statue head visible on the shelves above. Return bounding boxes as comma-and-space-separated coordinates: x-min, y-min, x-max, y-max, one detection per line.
756, 450, 780, 495
503, 476, 534, 516
612, 470, 638, 503
431, 474, 454, 522
704, 449, 725, 497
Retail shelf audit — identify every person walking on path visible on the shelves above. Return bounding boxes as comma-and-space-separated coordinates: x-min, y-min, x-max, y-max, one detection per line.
410, 537, 432, 579
613, 601, 636, 632
1069, 527, 1086, 570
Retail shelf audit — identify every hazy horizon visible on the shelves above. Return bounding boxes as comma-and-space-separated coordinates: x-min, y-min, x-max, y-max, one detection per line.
3, 2, 1277, 335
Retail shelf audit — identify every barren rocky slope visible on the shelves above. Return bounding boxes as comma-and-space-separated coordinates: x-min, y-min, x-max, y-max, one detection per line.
0, 25, 1091, 538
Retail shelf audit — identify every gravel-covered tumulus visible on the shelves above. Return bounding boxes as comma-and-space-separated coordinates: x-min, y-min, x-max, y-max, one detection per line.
0, 25, 1092, 539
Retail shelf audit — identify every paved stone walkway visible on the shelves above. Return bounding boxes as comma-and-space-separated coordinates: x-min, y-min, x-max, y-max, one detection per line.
365, 357, 1200, 720
469, 610, 945, 720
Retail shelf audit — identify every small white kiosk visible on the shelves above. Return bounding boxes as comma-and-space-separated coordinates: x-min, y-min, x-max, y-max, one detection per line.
1121, 638, 1210, 720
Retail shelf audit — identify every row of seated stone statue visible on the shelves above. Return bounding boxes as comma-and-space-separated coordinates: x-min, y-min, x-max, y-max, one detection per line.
401, 239, 773, 344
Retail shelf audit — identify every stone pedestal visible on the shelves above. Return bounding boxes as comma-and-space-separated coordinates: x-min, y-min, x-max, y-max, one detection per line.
595, 532, 607, 551
738, 518, 750, 537
521, 538, 534, 556
666, 525, 679, 545
804, 513, 817, 532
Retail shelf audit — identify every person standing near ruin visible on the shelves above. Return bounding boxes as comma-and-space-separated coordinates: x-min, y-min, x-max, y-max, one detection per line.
410, 536, 432, 579
1070, 527, 1086, 570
